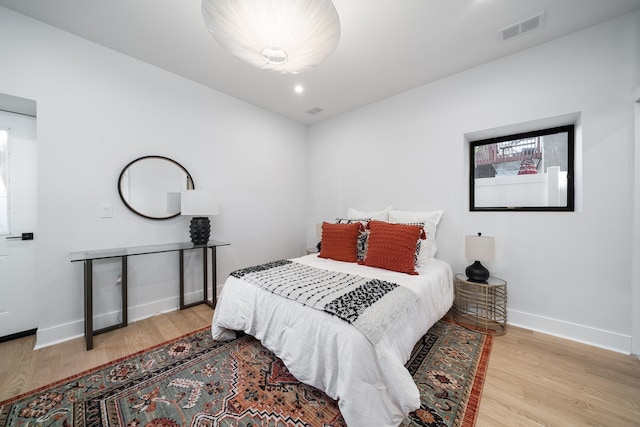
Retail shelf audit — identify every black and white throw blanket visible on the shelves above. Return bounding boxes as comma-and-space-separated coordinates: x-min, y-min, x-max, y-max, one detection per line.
231, 260, 419, 344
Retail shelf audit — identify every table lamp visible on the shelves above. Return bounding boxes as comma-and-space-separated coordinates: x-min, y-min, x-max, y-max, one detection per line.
181, 190, 219, 245
465, 233, 495, 283
316, 223, 323, 251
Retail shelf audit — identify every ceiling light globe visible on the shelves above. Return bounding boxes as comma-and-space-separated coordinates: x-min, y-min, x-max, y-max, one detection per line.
202, 0, 341, 74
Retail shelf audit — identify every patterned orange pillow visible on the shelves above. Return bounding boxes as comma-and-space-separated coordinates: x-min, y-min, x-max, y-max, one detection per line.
319, 221, 364, 263
361, 220, 426, 275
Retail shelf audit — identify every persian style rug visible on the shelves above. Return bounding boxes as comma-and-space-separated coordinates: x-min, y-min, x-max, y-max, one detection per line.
0, 319, 492, 427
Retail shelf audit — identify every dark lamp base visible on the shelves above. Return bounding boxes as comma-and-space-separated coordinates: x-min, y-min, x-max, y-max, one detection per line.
189, 217, 211, 246
465, 260, 489, 283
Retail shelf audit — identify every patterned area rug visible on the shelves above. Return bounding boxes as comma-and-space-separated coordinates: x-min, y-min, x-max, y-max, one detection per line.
0, 319, 492, 427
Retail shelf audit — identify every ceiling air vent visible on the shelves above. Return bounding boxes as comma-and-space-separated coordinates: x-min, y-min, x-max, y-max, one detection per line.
499, 11, 545, 41
306, 107, 323, 115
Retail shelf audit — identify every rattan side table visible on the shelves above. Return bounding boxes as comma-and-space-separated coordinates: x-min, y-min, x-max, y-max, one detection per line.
454, 273, 507, 335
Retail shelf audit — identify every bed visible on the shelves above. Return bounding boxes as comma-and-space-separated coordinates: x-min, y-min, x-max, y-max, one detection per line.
211, 211, 454, 427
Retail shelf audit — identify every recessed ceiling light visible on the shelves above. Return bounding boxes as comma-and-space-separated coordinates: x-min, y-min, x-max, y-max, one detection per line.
294, 85, 304, 94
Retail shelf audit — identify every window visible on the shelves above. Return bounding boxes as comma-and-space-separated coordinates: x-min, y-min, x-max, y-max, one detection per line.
0, 129, 7, 232
469, 125, 575, 211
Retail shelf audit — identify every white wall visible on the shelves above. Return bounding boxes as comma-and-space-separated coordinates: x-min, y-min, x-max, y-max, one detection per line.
0, 7, 309, 347
308, 12, 640, 353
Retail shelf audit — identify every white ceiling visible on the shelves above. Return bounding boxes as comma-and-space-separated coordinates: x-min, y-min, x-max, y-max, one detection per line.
1, 0, 639, 125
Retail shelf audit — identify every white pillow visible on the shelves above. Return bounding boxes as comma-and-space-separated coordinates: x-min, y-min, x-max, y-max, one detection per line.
388, 209, 443, 262
347, 205, 393, 221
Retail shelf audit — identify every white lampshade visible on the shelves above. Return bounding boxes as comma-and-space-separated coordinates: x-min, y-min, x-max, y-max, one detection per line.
465, 234, 495, 262
166, 192, 181, 214
202, 0, 341, 74
181, 190, 219, 216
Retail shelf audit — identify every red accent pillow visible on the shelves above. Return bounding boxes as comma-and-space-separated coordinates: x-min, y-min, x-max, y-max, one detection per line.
361, 220, 426, 275
319, 221, 364, 263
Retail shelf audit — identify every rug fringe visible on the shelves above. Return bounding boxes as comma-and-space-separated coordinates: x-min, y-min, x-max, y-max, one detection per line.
461, 333, 494, 427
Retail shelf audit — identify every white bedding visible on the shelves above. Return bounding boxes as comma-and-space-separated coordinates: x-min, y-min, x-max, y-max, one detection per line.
211, 254, 454, 427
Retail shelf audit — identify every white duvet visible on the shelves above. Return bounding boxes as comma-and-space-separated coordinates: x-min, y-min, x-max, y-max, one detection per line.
211, 254, 454, 427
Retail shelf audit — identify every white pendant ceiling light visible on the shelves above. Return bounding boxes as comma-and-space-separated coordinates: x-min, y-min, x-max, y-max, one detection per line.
202, 0, 341, 74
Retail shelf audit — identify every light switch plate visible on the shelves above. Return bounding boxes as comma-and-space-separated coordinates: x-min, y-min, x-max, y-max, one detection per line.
101, 203, 113, 218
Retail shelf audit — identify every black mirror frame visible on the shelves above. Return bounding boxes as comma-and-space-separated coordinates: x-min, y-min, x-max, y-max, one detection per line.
469, 125, 575, 212
117, 155, 194, 220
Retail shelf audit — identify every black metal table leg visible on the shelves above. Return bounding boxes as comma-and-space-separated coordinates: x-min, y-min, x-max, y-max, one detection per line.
202, 247, 208, 306
121, 256, 128, 327
84, 259, 93, 350
211, 246, 217, 306
179, 249, 185, 309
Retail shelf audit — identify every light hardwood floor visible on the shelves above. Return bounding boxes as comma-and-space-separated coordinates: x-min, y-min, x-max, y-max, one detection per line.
1, 306, 639, 426
476, 324, 640, 426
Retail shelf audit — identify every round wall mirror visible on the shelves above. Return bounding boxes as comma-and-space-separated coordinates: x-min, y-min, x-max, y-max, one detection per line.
118, 156, 194, 220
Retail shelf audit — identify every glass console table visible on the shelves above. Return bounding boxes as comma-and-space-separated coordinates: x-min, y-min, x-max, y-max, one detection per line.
71, 240, 230, 350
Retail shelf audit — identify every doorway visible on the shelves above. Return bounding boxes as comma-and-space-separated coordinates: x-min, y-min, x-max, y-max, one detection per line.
0, 94, 38, 341
633, 92, 640, 356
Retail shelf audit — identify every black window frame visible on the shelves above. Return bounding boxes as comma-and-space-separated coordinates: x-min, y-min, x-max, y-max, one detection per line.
469, 124, 575, 212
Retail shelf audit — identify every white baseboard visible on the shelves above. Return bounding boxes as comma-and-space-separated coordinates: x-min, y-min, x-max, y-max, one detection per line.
37, 295, 629, 354
508, 309, 632, 355
34, 290, 210, 350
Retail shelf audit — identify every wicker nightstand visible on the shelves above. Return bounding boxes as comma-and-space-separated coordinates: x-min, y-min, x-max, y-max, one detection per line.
454, 273, 507, 335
